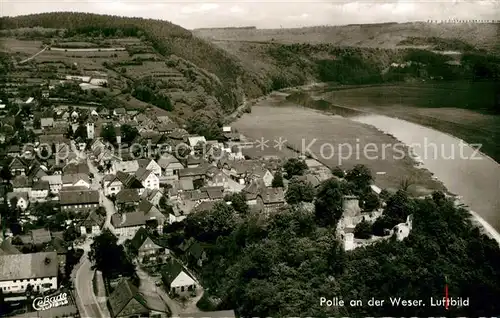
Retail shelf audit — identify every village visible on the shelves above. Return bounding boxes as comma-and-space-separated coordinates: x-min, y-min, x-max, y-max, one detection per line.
0, 83, 414, 318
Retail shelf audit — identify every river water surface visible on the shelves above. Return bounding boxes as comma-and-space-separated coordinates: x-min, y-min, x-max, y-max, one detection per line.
233, 95, 500, 231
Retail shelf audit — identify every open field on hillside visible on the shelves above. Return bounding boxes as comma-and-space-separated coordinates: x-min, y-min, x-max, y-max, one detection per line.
194, 22, 500, 52
307, 83, 500, 163
0, 38, 43, 55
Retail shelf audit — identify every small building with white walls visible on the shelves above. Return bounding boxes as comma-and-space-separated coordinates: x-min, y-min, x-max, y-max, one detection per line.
161, 259, 198, 297
392, 215, 413, 241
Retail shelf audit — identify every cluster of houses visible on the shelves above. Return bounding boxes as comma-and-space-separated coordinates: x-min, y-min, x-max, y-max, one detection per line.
0, 93, 343, 318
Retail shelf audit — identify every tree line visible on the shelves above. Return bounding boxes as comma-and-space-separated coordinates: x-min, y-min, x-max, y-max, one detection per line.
159, 164, 500, 316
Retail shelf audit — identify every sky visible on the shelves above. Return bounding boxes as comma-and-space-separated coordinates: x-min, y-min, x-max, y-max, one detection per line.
1, 0, 499, 29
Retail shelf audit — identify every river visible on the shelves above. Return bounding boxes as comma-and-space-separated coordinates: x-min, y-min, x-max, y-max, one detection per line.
233, 93, 500, 232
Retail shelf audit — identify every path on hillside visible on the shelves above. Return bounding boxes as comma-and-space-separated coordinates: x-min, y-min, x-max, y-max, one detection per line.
18, 46, 48, 64
50, 47, 125, 52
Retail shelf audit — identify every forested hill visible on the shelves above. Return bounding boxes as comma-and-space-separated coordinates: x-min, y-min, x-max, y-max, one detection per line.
0, 12, 267, 111
1, 13, 499, 118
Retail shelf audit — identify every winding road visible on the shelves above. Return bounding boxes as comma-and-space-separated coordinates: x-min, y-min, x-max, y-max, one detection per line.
73, 251, 110, 318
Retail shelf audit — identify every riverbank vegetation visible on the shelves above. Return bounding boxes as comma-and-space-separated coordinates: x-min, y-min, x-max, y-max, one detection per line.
163, 165, 500, 317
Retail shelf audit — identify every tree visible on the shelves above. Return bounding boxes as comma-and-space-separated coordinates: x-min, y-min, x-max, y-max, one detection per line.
159, 196, 168, 210
100, 123, 116, 145
63, 225, 78, 242
283, 158, 308, 178
314, 178, 349, 227
227, 192, 249, 215
120, 124, 139, 144
331, 166, 345, 178
345, 164, 372, 191
186, 114, 222, 140
33, 117, 41, 129
384, 190, 414, 223
379, 189, 391, 201
271, 170, 284, 188
432, 190, 446, 205
362, 192, 380, 211
73, 124, 88, 140
399, 177, 414, 191
88, 229, 135, 279
184, 201, 236, 242
0, 165, 12, 182
64, 125, 73, 139
354, 220, 372, 239
285, 179, 315, 204
40, 147, 49, 159
14, 116, 22, 130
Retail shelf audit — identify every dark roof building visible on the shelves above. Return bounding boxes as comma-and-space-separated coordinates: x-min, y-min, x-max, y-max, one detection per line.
108, 279, 149, 318
116, 189, 141, 205
60, 190, 99, 206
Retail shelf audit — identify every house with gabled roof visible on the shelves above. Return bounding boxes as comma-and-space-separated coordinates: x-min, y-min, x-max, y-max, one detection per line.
140, 189, 163, 207
107, 278, 169, 318
257, 187, 286, 214
30, 228, 52, 246
129, 228, 170, 264
11, 176, 33, 193
137, 200, 166, 233
135, 168, 159, 191
247, 165, 274, 187
103, 174, 124, 196
62, 173, 91, 189
63, 162, 90, 175
186, 240, 207, 268
28, 165, 48, 182
112, 107, 126, 117
41, 174, 63, 193
30, 180, 50, 201
242, 179, 266, 205
111, 212, 147, 239
60, 189, 99, 213
138, 159, 161, 176
7, 145, 21, 157
187, 136, 206, 148
206, 168, 245, 193
161, 259, 198, 297
79, 210, 105, 237
104, 171, 137, 195
9, 157, 28, 176
115, 189, 141, 211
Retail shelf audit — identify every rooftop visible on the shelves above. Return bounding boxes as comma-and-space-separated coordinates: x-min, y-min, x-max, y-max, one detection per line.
60, 190, 99, 205
0, 252, 58, 281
